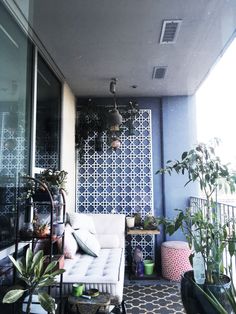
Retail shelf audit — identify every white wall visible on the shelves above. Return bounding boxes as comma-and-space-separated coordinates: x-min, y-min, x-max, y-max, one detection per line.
61, 83, 76, 212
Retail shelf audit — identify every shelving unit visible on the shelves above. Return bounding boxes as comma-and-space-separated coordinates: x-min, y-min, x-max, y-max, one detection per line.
126, 228, 160, 280
14, 176, 66, 313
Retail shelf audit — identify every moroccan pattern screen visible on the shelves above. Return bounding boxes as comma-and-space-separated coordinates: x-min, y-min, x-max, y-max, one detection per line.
76, 109, 155, 259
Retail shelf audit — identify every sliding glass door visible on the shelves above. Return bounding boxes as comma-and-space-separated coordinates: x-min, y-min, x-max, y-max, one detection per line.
35, 54, 61, 171
0, 1, 33, 249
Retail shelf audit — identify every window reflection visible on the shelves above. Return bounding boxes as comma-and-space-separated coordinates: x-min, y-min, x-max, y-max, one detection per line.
0, 2, 32, 249
35, 54, 61, 170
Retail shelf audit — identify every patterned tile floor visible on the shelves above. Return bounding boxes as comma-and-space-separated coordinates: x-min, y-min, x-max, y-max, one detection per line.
123, 284, 185, 314
124, 275, 185, 314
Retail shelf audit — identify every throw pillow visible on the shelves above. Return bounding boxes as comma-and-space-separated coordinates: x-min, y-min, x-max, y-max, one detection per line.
68, 213, 96, 234
73, 229, 101, 257
58, 224, 78, 259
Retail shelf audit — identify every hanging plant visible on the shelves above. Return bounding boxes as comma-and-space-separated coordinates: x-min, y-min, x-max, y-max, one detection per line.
76, 98, 139, 162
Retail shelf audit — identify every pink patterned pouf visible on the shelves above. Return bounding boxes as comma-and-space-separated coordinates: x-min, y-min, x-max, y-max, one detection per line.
161, 241, 192, 282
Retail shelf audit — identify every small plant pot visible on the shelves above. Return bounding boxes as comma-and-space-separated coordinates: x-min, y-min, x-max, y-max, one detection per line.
34, 226, 50, 238
126, 217, 135, 228
144, 260, 155, 275
72, 283, 84, 297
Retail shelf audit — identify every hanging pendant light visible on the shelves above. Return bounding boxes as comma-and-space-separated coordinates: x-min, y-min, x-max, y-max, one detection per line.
108, 78, 122, 132
111, 137, 122, 150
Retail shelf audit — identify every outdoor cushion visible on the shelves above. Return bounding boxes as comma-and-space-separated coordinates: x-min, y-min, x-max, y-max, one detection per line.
68, 213, 96, 234
96, 234, 120, 248
73, 229, 101, 257
58, 224, 78, 259
62, 247, 124, 303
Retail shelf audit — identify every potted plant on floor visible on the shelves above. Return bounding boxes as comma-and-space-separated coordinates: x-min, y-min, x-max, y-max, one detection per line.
2, 248, 65, 314
193, 265, 236, 313
156, 139, 236, 313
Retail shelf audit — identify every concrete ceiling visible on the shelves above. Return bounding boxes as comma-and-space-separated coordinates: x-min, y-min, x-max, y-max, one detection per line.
30, 0, 236, 97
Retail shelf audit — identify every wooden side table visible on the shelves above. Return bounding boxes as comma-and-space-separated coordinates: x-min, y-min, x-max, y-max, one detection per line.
67, 293, 111, 314
127, 229, 160, 236
126, 228, 160, 279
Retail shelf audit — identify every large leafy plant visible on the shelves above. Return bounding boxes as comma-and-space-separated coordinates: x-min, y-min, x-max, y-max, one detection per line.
156, 139, 236, 283
3, 248, 65, 314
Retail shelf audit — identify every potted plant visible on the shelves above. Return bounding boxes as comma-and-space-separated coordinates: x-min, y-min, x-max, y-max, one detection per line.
21, 169, 67, 202
2, 248, 65, 314
37, 169, 68, 194
33, 223, 50, 238
143, 213, 158, 230
193, 266, 236, 313
156, 139, 236, 313
23, 169, 67, 203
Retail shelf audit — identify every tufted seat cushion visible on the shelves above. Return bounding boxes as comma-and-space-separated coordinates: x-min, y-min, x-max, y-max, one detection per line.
62, 248, 124, 303
63, 248, 123, 283
60, 213, 125, 304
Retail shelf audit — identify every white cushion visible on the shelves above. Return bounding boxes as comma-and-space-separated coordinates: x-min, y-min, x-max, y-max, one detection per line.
68, 213, 96, 234
58, 224, 78, 259
73, 229, 101, 257
97, 234, 120, 248
62, 248, 124, 303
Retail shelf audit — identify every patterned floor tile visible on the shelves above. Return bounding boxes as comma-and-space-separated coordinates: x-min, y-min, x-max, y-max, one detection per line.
123, 284, 185, 314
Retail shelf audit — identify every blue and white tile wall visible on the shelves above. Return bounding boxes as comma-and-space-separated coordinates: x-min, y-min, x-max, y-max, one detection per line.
76, 109, 155, 260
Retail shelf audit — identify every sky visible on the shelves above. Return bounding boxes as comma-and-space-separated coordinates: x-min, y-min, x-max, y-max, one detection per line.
196, 37, 236, 168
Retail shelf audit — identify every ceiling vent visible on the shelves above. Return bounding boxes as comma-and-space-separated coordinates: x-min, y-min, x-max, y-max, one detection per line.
159, 19, 182, 44
152, 66, 167, 79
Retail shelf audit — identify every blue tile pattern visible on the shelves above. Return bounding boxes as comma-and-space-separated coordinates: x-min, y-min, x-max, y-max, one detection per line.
35, 151, 58, 169
0, 113, 28, 248
76, 109, 155, 259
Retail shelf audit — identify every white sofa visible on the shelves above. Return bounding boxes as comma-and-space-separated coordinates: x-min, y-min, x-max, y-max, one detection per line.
60, 213, 126, 306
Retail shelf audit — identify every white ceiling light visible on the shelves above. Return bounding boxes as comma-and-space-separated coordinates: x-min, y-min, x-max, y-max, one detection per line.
159, 19, 182, 44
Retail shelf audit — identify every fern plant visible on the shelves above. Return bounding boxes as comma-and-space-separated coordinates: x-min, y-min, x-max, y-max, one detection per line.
3, 248, 65, 314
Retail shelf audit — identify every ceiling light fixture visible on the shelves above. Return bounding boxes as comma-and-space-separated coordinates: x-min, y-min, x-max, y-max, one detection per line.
108, 78, 123, 132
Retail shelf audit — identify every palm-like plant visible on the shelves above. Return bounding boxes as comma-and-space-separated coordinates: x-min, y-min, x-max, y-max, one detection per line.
3, 248, 65, 314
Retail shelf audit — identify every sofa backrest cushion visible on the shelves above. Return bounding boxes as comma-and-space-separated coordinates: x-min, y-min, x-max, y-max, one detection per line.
68, 213, 96, 234
89, 214, 125, 248
96, 234, 120, 248
67, 213, 125, 249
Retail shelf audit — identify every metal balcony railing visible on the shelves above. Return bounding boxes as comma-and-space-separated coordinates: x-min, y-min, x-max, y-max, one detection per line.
190, 196, 236, 282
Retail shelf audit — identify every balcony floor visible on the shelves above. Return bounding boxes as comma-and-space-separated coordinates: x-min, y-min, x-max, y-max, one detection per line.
124, 273, 184, 313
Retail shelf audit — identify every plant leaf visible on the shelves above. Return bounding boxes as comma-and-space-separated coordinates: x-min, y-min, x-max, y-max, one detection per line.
38, 292, 56, 313
50, 269, 65, 277
31, 250, 44, 270
8, 255, 23, 275
44, 261, 58, 274
2, 289, 25, 303
26, 248, 33, 273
